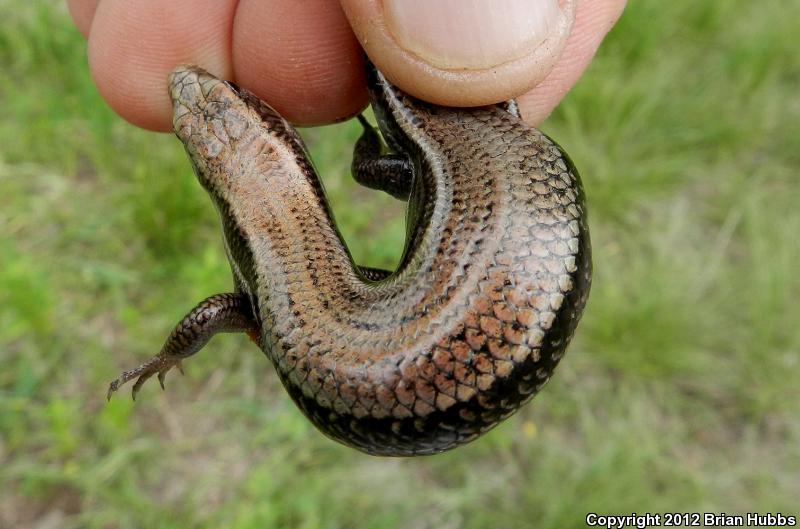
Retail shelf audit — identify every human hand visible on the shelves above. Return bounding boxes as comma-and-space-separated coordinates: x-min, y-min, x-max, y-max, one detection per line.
67, 0, 625, 131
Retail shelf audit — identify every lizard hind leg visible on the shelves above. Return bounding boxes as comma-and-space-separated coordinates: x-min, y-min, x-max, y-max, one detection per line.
107, 292, 257, 401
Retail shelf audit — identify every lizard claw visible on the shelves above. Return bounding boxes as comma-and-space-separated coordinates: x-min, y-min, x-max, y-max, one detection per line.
164, 360, 186, 385
107, 379, 122, 401
131, 370, 155, 401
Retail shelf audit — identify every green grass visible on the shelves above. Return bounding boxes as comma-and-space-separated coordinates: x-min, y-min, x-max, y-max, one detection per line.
1, 1, 799, 527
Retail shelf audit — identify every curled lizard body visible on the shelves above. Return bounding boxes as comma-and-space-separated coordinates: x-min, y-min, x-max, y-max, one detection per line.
108, 63, 591, 456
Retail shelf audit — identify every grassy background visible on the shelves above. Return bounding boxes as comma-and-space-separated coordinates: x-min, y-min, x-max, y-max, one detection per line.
1, 1, 799, 527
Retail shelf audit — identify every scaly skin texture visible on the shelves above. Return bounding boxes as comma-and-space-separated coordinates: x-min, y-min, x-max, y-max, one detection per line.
108, 64, 592, 456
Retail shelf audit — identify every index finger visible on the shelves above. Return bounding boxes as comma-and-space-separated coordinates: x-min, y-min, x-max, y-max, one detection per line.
67, 0, 367, 130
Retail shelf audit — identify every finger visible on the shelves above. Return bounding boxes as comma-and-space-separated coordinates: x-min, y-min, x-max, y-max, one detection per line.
87, 0, 237, 131
232, 0, 367, 126
66, 0, 101, 38
517, 0, 627, 125
340, 0, 577, 107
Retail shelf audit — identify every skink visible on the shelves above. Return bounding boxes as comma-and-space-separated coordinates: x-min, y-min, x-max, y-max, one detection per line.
107, 62, 592, 456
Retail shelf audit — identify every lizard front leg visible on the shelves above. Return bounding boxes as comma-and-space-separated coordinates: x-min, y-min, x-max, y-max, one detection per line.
351, 115, 413, 201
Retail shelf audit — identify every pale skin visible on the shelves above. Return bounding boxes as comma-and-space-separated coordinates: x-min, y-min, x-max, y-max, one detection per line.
66, 0, 626, 130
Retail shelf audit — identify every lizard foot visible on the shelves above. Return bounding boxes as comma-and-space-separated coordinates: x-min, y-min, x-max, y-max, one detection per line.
107, 354, 185, 401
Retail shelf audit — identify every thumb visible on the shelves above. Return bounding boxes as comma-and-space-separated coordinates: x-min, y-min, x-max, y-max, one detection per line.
339, 0, 577, 107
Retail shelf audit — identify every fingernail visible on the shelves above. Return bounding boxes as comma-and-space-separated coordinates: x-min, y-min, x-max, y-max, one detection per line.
384, 0, 563, 70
